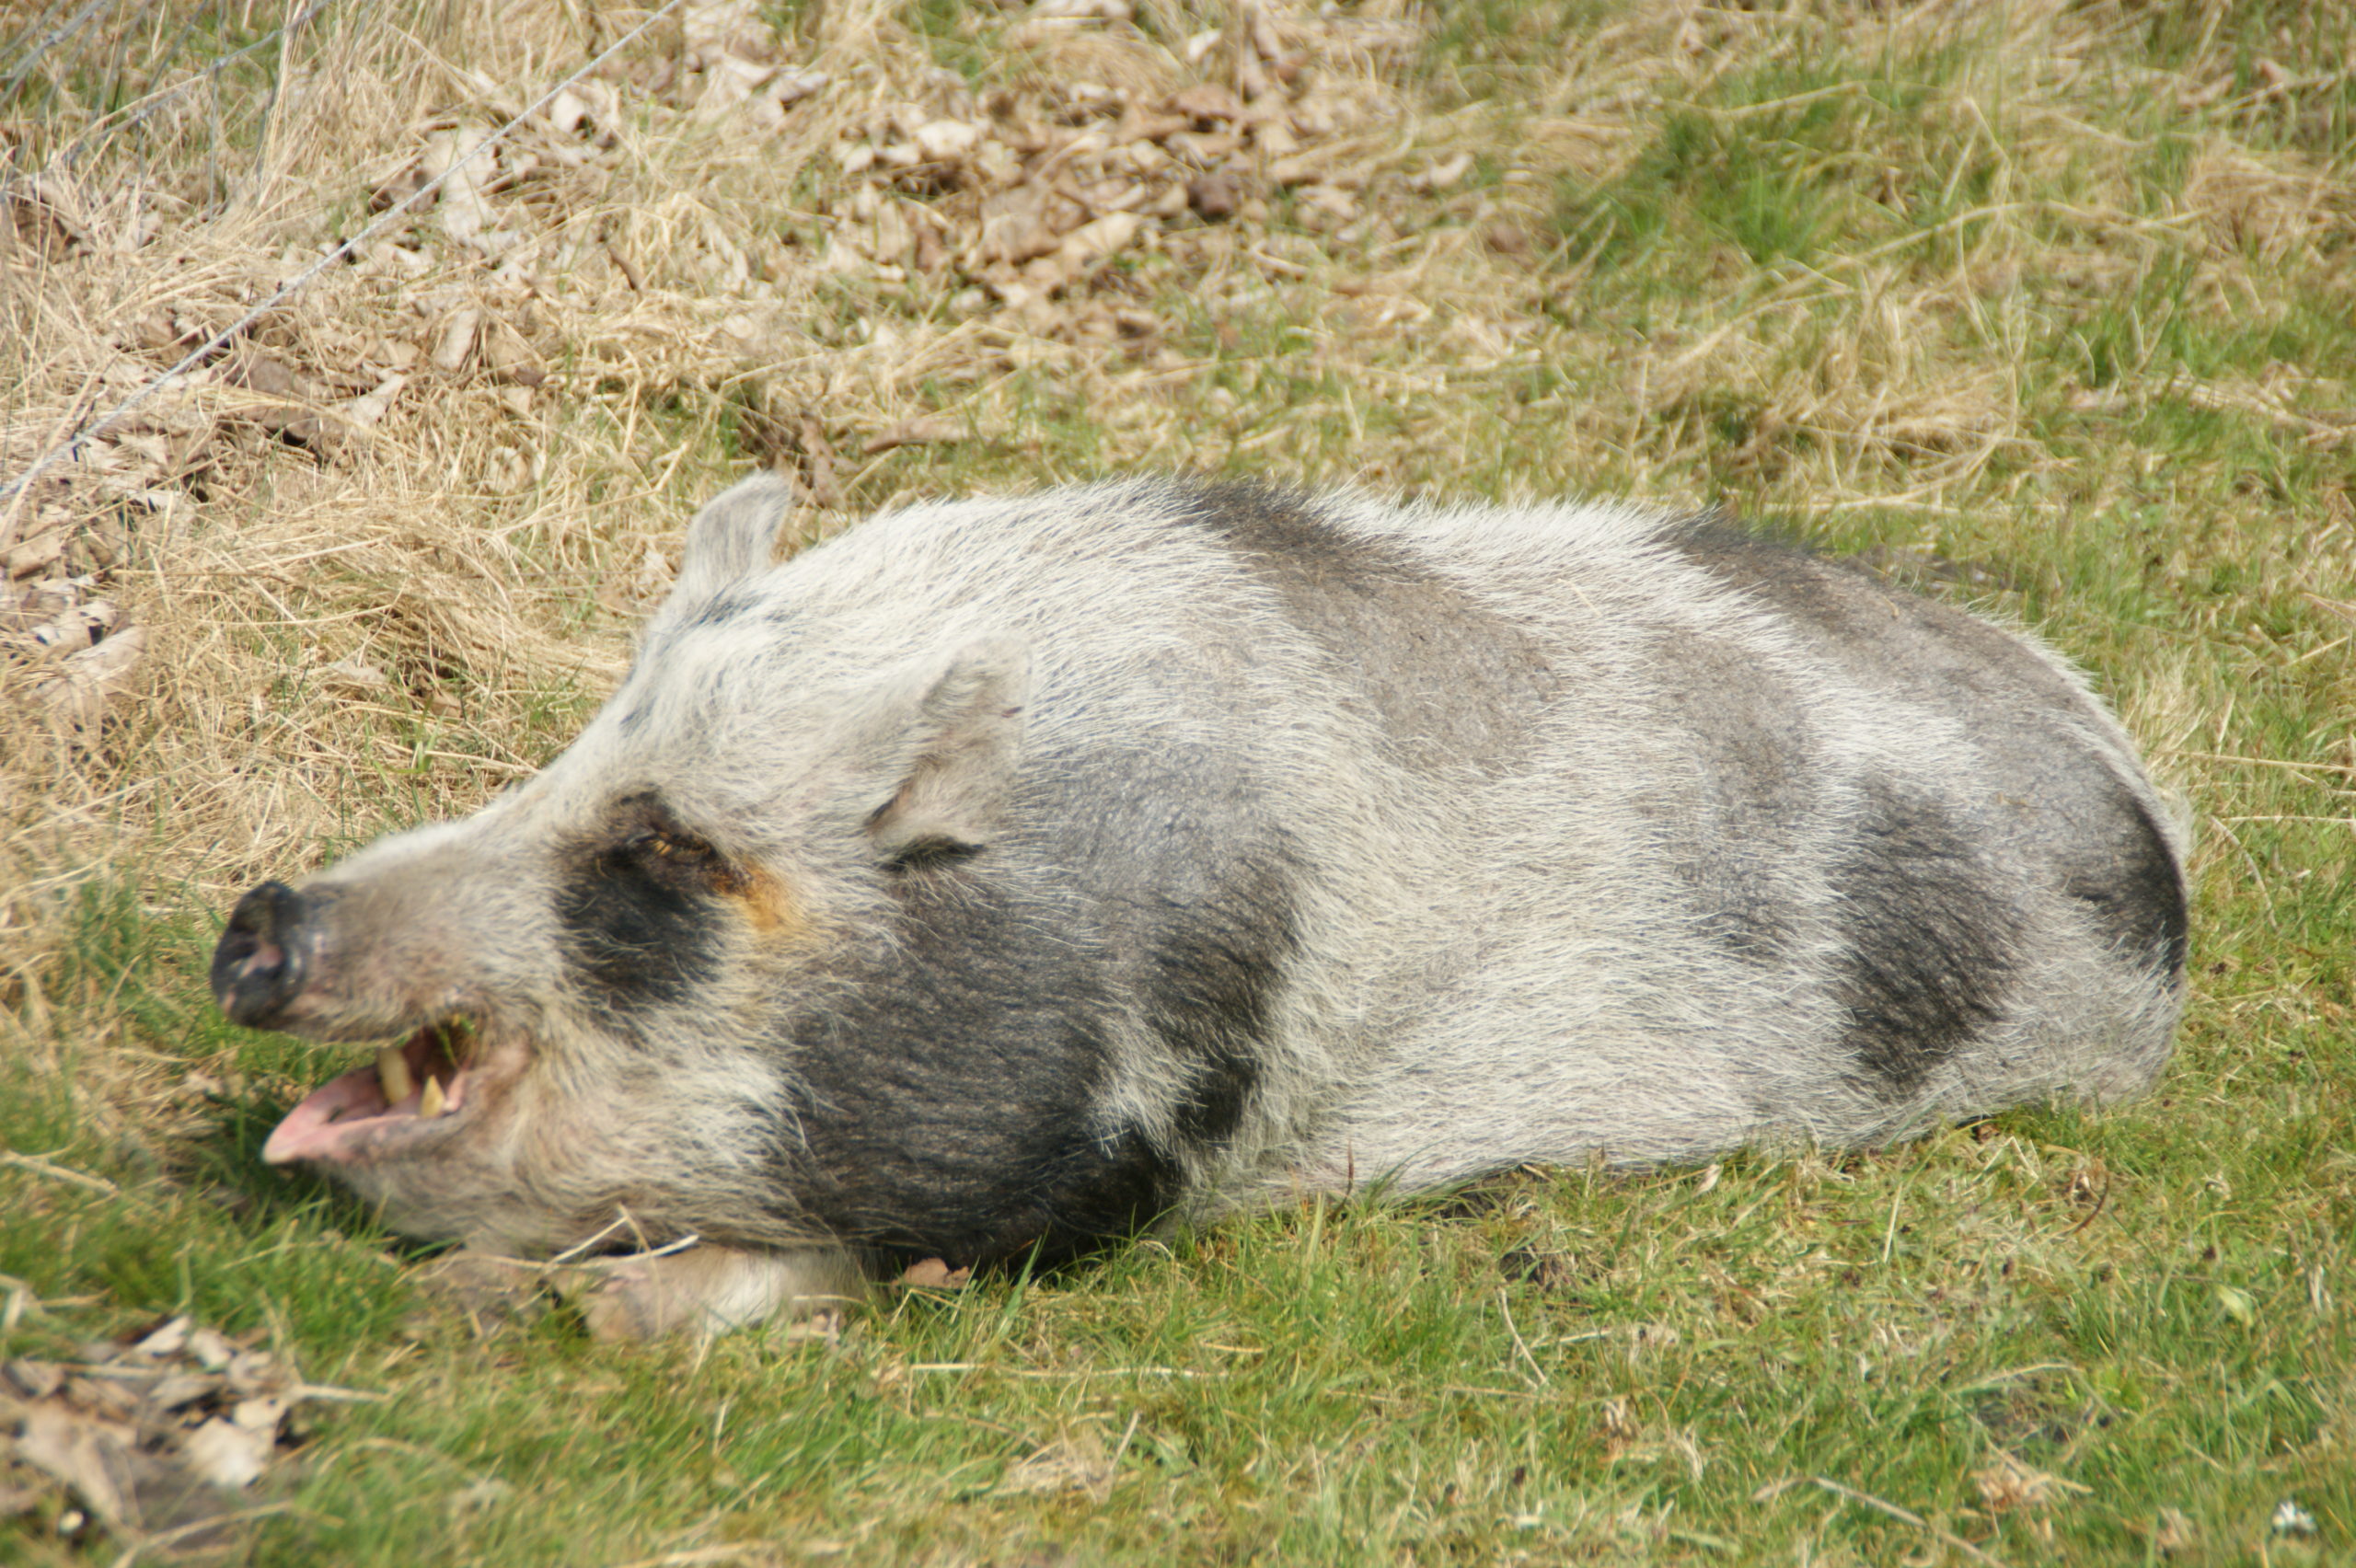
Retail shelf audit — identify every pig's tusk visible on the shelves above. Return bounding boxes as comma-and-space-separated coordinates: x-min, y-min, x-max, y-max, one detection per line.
377, 1046, 414, 1106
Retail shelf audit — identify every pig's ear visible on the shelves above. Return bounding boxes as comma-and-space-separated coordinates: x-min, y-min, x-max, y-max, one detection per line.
667, 474, 795, 611
862, 638, 1032, 865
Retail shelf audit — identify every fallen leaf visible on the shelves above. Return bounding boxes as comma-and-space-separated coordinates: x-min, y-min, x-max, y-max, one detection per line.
34, 621, 146, 724
319, 658, 392, 695
338, 374, 408, 430
431, 308, 481, 375
1972, 1452, 2087, 1512
1187, 172, 1242, 219
896, 1257, 972, 1288
181, 1418, 271, 1491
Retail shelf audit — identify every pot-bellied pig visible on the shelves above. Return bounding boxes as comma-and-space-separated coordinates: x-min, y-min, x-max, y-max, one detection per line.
213, 477, 2187, 1337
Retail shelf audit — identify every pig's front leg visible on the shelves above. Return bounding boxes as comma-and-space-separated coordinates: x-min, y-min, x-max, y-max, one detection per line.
574, 1245, 872, 1342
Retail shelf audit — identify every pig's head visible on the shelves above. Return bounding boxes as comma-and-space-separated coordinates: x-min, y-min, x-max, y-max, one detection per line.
213, 478, 1032, 1255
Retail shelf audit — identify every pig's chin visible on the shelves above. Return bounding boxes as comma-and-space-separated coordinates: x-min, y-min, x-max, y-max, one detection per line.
262, 1019, 509, 1168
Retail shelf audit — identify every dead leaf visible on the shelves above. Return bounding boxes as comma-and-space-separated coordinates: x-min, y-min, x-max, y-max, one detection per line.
421, 129, 499, 246
913, 119, 981, 161
897, 1257, 972, 1288
1025, 210, 1140, 292
319, 657, 392, 694
1409, 152, 1474, 193
180, 1419, 271, 1491
1186, 172, 1243, 219
338, 374, 407, 430
369, 160, 432, 213
5, 1361, 66, 1400
219, 351, 330, 444
16, 1406, 134, 1529
5, 528, 66, 580
431, 308, 482, 375
33, 621, 146, 724
133, 1316, 192, 1359
481, 320, 545, 386
977, 184, 1071, 265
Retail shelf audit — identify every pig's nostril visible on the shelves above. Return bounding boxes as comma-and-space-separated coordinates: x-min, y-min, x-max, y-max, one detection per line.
230, 940, 283, 977
212, 881, 312, 1029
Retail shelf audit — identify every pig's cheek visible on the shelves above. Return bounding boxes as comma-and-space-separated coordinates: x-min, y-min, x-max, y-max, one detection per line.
721, 867, 812, 940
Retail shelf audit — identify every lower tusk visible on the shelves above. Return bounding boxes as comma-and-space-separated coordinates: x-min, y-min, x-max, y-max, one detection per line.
420, 1076, 447, 1119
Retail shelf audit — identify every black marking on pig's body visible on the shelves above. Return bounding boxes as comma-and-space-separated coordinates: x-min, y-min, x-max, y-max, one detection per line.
777, 864, 1180, 1268
2058, 790, 2189, 982
1177, 483, 1556, 771
1645, 632, 1819, 965
1135, 843, 1297, 1147
1669, 518, 2188, 1001
778, 756, 1297, 1265
1828, 781, 2020, 1092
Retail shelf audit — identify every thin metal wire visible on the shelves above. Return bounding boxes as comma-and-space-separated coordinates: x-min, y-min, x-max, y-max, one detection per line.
0, 0, 690, 510
48, 0, 335, 172
0, 0, 87, 87
1, 0, 126, 98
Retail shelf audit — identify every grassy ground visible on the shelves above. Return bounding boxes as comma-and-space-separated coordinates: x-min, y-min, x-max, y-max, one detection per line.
3, 0, 2353, 1562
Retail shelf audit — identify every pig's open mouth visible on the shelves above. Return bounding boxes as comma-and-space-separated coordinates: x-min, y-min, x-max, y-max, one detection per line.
262, 1019, 502, 1166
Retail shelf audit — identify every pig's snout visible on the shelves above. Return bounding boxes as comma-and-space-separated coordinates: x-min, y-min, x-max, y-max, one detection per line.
212, 881, 317, 1029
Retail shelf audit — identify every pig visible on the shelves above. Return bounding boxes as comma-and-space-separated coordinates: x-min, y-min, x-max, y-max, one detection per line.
212, 477, 2189, 1338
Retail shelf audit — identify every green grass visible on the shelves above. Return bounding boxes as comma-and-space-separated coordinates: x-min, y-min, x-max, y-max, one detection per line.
6, 0, 2356, 1562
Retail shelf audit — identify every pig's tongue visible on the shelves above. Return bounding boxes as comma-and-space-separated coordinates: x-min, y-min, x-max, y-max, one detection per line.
261, 1032, 464, 1165
261, 1063, 393, 1165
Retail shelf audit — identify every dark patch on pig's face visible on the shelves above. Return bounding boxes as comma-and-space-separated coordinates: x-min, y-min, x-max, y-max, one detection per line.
1829, 780, 2020, 1092
554, 792, 738, 1015
1177, 483, 1555, 773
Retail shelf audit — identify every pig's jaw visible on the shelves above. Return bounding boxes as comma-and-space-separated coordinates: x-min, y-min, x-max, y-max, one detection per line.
263, 1019, 514, 1166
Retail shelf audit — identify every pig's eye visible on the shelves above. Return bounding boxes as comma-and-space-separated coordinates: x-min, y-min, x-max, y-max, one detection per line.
641, 830, 713, 861
622, 824, 756, 900
625, 829, 733, 887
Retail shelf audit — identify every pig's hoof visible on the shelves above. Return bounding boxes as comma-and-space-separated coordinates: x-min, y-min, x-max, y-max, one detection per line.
574, 1259, 673, 1343
562, 1246, 872, 1341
